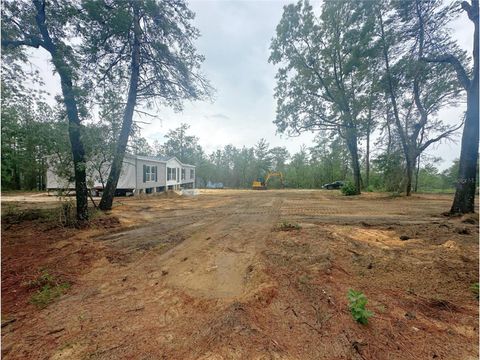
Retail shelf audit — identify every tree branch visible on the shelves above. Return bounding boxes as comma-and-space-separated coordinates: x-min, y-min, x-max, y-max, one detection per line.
1, 38, 43, 49
418, 121, 464, 153
422, 55, 470, 90
461, 0, 478, 21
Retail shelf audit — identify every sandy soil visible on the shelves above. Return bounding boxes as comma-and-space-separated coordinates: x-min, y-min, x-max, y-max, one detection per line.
1, 189, 478, 359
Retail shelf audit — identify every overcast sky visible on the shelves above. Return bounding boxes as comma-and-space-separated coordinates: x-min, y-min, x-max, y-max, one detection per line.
29, 0, 474, 170
141, 0, 316, 156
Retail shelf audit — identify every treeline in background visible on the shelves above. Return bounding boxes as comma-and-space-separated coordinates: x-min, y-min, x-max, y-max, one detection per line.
1, 79, 459, 194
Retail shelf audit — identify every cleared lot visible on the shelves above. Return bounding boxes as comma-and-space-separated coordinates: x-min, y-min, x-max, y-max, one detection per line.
2, 190, 478, 359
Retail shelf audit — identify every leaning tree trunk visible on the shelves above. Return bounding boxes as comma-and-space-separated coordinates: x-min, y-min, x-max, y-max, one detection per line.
451, 81, 479, 213
99, 5, 141, 211
33, 0, 89, 221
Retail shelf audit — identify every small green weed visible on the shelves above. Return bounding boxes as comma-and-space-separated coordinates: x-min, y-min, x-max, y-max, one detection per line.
277, 221, 301, 231
341, 182, 357, 196
28, 271, 71, 308
30, 284, 71, 308
471, 282, 479, 300
26, 271, 55, 288
347, 289, 373, 325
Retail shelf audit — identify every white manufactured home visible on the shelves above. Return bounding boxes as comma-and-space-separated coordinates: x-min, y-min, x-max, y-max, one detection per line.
46, 153, 195, 195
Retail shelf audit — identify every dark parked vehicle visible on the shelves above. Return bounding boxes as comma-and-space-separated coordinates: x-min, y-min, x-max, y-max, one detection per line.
322, 181, 344, 190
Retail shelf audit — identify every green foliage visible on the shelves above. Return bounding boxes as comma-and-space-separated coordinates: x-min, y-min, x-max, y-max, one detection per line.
269, 0, 379, 195
28, 271, 71, 308
347, 289, 373, 325
277, 221, 301, 231
30, 283, 71, 308
81, 0, 213, 111
341, 182, 357, 196
129, 135, 154, 157
471, 283, 479, 300
59, 198, 76, 227
1, 78, 61, 190
157, 123, 203, 165
1, 205, 69, 226
371, 152, 404, 193
27, 271, 56, 288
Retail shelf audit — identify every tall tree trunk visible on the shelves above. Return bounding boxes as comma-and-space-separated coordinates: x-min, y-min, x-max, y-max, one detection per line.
345, 128, 362, 194
386, 109, 392, 156
450, 0, 479, 214
365, 119, 371, 189
414, 154, 421, 193
405, 152, 415, 197
451, 82, 479, 213
378, 10, 412, 195
99, 5, 141, 211
33, 0, 89, 221
13, 142, 20, 189
409, 0, 428, 197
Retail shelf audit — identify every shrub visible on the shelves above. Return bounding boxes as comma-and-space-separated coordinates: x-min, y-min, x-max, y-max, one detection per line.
341, 182, 357, 196
277, 221, 301, 231
347, 289, 373, 324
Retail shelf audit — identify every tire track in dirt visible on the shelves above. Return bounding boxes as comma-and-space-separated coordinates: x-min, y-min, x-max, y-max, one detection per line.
2, 190, 477, 360
94, 193, 282, 298
158, 195, 283, 298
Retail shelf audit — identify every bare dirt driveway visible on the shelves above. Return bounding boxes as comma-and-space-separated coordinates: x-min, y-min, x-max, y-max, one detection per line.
2, 190, 478, 359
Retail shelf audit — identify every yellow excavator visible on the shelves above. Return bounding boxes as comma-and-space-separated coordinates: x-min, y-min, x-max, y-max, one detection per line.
252, 171, 284, 190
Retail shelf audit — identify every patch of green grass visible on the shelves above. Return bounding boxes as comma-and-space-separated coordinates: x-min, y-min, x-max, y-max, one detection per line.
471, 282, 479, 300
28, 271, 71, 308
415, 188, 455, 194
277, 221, 301, 231
1, 206, 66, 227
347, 289, 373, 325
30, 283, 71, 308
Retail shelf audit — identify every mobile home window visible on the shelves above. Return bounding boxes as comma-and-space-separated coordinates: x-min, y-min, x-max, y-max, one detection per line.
168, 167, 177, 181
190, 169, 194, 179
144, 165, 157, 182
181, 169, 185, 180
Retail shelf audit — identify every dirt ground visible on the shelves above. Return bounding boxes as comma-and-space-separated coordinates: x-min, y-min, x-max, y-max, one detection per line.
1, 189, 479, 359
